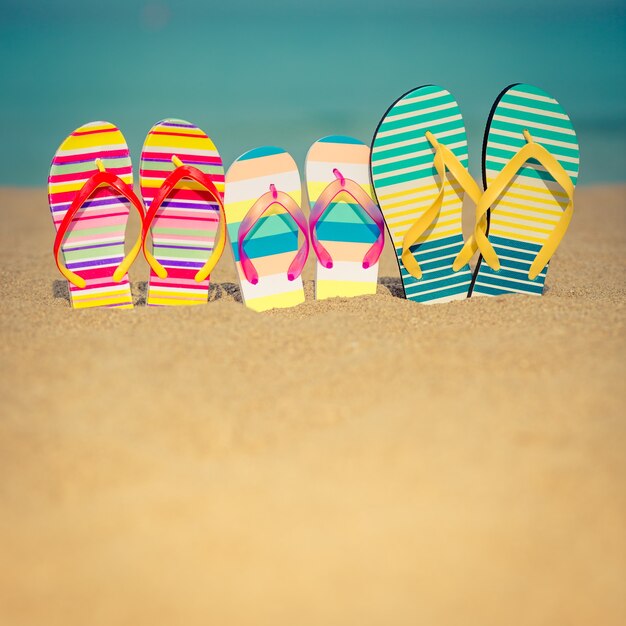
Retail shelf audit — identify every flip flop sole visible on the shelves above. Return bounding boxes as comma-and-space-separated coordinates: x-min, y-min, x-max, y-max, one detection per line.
470, 84, 580, 297
225, 147, 305, 312
306, 136, 380, 300
48, 122, 134, 309
371, 85, 473, 304
140, 119, 224, 306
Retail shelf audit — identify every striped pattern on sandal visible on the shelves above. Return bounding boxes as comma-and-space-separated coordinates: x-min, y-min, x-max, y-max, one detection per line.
225, 147, 306, 312
306, 136, 381, 300
140, 119, 224, 306
470, 84, 580, 297
371, 85, 474, 304
48, 121, 135, 309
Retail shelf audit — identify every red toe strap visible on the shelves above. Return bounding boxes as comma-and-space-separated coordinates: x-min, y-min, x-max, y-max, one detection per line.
141, 164, 226, 282
54, 171, 145, 289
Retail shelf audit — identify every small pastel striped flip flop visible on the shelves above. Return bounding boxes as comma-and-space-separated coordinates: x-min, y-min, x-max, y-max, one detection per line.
140, 119, 226, 306
370, 85, 481, 304
305, 136, 384, 300
225, 147, 309, 312
459, 84, 579, 298
48, 121, 145, 309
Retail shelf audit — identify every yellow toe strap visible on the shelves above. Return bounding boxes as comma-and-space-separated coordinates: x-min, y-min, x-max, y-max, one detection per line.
194, 211, 226, 282
401, 131, 482, 280
460, 130, 574, 279
113, 233, 143, 283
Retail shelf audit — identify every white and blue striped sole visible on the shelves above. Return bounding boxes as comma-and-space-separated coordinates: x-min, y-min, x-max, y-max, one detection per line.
371, 85, 473, 304
470, 83, 580, 298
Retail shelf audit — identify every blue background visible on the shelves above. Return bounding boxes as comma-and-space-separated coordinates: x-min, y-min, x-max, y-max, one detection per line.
1, 0, 625, 185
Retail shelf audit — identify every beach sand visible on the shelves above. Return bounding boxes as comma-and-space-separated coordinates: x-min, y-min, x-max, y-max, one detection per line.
0, 185, 625, 625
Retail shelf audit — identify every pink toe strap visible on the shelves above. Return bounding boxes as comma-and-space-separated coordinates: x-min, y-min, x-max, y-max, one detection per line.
309, 173, 384, 269
238, 187, 310, 285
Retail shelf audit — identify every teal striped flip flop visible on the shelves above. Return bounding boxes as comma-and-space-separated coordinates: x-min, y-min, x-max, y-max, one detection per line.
468, 83, 580, 297
370, 85, 476, 304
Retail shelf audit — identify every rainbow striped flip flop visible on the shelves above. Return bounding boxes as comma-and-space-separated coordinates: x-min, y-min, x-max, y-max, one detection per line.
225, 147, 309, 312
371, 85, 479, 304
48, 121, 145, 309
140, 119, 225, 306
465, 84, 580, 297
305, 136, 384, 300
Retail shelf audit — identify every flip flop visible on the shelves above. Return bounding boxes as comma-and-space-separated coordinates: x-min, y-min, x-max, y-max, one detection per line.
305, 136, 384, 300
225, 147, 309, 312
140, 119, 226, 306
48, 121, 145, 309
456, 84, 579, 297
370, 85, 481, 304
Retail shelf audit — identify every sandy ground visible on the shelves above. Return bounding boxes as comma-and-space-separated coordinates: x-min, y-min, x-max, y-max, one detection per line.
0, 185, 625, 625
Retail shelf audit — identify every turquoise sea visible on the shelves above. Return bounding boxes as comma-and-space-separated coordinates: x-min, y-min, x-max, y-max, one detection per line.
1, 0, 625, 185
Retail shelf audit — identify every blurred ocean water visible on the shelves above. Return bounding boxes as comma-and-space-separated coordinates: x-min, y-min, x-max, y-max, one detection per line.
0, 0, 625, 185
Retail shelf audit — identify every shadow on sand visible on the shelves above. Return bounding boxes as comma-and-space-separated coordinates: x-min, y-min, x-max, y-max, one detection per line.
378, 276, 405, 299
52, 280, 70, 303
53, 278, 411, 306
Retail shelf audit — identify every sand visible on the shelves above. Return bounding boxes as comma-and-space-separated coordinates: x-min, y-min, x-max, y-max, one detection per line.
0, 185, 625, 625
